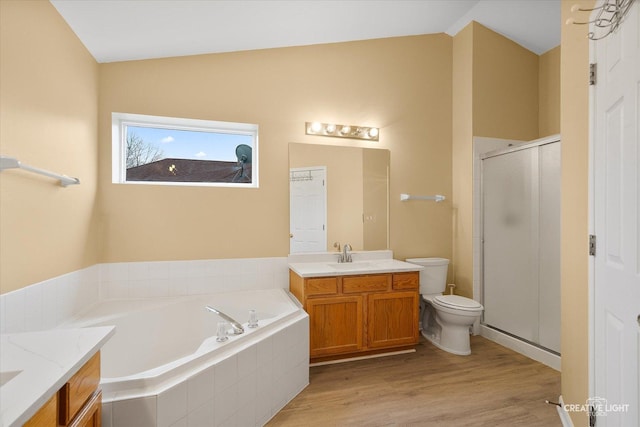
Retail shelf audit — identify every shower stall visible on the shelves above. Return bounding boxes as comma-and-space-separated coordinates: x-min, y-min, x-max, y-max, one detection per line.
480, 135, 561, 356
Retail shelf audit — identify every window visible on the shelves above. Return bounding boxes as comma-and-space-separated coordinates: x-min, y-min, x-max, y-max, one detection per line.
112, 113, 258, 187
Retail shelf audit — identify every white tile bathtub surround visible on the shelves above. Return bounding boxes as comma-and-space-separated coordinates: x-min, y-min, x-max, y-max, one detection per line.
0, 265, 100, 334
187, 365, 215, 413
112, 396, 158, 427
158, 382, 188, 427
102, 315, 309, 427
99, 257, 289, 300
0, 257, 290, 334
186, 401, 213, 427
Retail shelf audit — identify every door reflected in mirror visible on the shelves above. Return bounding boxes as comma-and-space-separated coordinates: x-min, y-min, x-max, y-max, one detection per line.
289, 143, 389, 254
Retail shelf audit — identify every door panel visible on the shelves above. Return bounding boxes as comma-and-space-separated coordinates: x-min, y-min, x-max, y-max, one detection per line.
290, 167, 326, 253
367, 292, 419, 348
592, 2, 640, 424
307, 296, 363, 357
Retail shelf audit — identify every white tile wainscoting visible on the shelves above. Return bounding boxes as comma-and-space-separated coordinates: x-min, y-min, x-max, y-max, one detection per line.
0, 257, 290, 334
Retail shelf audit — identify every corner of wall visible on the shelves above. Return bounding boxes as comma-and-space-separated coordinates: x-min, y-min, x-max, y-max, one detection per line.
560, 1, 594, 425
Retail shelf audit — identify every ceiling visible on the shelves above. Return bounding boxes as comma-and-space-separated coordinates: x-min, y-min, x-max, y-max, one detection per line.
50, 0, 561, 64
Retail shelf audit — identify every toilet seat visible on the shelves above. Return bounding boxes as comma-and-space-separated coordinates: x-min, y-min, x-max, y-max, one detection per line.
433, 295, 483, 312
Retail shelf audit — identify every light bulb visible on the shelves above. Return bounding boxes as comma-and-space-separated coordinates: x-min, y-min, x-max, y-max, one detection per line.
340, 125, 351, 135
368, 128, 379, 138
325, 124, 336, 133
310, 122, 322, 133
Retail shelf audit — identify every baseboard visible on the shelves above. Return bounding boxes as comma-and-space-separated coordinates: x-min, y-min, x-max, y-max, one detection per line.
557, 396, 574, 427
480, 325, 561, 371
309, 349, 416, 367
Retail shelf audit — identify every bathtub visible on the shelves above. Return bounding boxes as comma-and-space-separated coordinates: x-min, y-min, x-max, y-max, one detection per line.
61, 288, 309, 427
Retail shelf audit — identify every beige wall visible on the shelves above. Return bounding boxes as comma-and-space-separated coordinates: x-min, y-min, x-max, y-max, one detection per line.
451, 24, 474, 292
560, 1, 593, 425
539, 46, 561, 137
98, 35, 453, 264
451, 22, 541, 298
0, 1, 100, 294
472, 23, 540, 141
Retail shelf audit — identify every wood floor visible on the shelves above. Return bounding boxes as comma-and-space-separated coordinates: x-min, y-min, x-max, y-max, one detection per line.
267, 335, 561, 427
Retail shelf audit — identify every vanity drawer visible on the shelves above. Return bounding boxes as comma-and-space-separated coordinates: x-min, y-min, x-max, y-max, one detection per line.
343, 274, 390, 293
58, 352, 100, 426
392, 272, 419, 290
306, 277, 339, 296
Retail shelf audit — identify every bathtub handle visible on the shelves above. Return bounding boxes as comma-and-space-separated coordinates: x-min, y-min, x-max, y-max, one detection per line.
205, 306, 245, 335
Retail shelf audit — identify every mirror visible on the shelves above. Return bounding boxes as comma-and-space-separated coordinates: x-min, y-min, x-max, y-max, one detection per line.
289, 143, 389, 253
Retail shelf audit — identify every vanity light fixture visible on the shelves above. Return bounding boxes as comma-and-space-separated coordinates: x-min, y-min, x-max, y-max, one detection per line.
305, 121, 379, 141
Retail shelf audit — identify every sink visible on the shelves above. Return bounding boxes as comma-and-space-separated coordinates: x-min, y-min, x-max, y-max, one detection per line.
0, 370, 22, 387
327, 262, 372, 271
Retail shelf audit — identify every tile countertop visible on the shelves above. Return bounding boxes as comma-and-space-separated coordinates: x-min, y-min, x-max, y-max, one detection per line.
288, 258, 424, 278
0, 326, 115, 427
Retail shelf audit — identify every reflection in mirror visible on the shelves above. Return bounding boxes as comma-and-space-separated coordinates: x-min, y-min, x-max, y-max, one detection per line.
289, 143, 389, 254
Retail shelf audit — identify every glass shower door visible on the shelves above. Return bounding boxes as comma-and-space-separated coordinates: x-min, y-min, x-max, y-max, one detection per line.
482, 148, 540, 344
481, 140, 561, 353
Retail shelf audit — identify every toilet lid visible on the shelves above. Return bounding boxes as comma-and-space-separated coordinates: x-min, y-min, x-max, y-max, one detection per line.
433, 295, 483, 310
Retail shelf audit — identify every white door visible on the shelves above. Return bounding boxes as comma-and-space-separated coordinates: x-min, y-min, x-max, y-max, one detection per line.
592, 2, 640, 425
289, 167, 327, 253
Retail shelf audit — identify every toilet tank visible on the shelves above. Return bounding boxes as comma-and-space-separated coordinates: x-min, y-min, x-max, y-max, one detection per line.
405, 258, 449, 295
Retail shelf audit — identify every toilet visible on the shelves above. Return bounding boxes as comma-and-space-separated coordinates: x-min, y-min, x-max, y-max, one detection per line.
406, 258, 483, 356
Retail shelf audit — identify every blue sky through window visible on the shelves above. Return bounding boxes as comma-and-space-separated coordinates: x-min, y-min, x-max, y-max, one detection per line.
127, 125, 253, 162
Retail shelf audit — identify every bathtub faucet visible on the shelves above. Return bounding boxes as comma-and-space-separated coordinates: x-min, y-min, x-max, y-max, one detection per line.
205, 306, 245, 335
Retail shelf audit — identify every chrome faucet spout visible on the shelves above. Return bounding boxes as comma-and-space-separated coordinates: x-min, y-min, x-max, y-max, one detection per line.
205, 306, 244, 335
340, 243, 353, 263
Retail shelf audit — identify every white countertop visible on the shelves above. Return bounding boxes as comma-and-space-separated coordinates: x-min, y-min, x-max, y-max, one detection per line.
0, 326, 115, 427
288, 258, 423, 278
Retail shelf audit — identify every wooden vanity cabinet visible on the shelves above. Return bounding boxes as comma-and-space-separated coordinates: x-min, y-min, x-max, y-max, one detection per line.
24, 352, 102, 427
59, 352, 101, 427
24, 394, 57, 427
290, 270, 420, 362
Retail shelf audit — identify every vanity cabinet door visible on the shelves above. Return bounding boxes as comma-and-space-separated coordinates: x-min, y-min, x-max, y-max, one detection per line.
367, 291, 419, 349
307, 295, 363, 357
58, 352, 100, 426
24, 394, 57, 427
68, 390, 101, 427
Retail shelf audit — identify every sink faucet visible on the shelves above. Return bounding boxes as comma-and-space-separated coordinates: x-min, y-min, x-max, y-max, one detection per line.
340, 243, 352, 263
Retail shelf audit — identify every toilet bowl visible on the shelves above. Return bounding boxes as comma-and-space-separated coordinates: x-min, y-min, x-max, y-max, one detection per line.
406, 258, 483, 356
